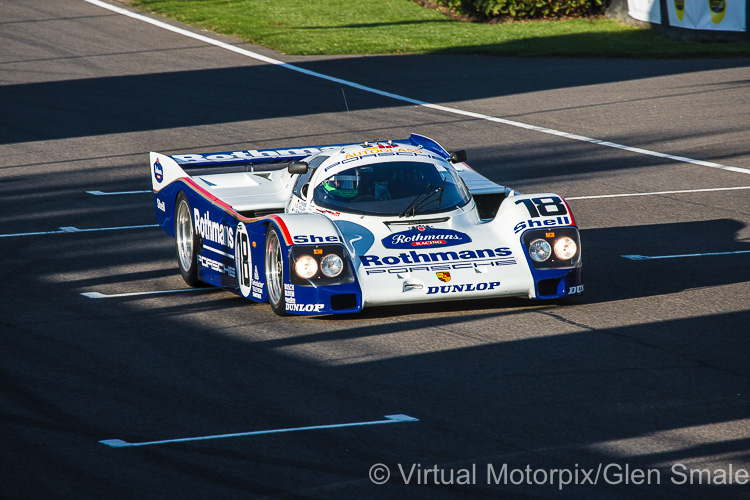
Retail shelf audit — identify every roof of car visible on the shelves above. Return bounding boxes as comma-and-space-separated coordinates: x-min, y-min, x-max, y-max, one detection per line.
312, 141, 450, 177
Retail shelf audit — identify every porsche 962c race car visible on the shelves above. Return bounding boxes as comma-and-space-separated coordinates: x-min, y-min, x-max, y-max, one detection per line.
151, 134, 582, 316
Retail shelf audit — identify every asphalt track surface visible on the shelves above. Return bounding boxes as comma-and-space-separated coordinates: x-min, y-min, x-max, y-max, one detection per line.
2, 1, 749, 498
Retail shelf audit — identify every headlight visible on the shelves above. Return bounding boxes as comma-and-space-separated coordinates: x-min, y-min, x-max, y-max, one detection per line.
320, 254, 343, 277
529, 239, 552, 262
294, 255, 318, 279
553, 236, 577, 260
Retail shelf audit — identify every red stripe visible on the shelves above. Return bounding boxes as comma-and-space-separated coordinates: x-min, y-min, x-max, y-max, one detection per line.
176, 178, 293, 242
267, 214, 294, 245
561, 196, 576, 226
184, 177, 253, 219
183, 177, 218, 204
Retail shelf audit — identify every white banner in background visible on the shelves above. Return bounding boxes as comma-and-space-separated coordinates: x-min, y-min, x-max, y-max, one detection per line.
667, 0, 746, 31
628, 0, 662, 23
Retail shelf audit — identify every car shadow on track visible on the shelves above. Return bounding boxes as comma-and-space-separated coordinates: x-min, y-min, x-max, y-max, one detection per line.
317, 218, 750, 321
579, 218, 750, 304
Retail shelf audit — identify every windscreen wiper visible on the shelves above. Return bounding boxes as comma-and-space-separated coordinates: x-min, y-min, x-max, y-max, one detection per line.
398, 179, 445, 218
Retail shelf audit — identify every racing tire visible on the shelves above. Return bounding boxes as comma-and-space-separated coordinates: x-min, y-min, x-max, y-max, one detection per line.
264, 226, 287, 316
174, 192, 202, 287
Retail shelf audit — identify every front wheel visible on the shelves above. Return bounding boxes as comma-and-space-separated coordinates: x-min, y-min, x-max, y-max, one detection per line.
175, 193, 202, 287
265, 226, 286, 316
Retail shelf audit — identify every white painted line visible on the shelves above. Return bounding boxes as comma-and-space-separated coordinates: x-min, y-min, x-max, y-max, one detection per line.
85, 0, 750, 176
82, 288, 202, 299
87, 190, 152, 196
568, 186, 750, 200
622, 250, 750, 260
3, 224, 159, 237
100, 414, 419, 447
0, 224, 159, 238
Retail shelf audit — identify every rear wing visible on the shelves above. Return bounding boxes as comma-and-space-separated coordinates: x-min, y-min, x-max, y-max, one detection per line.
160, 133, 454, 168
169, 144, 343, 168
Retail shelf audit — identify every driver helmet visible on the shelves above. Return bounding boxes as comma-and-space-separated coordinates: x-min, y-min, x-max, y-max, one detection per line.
321, 173, 360, 198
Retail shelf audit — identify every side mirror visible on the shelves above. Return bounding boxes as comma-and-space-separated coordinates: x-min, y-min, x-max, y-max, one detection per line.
449, 150, 467, 164
288, 161, 308, 174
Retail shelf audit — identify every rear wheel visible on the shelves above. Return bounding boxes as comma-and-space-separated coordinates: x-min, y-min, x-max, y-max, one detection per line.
265, 226, 286, 316
175, 193, 201, 287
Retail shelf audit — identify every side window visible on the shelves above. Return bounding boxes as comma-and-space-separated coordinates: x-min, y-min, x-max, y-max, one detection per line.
292, 155, 328, 199
292, 168, 314, 198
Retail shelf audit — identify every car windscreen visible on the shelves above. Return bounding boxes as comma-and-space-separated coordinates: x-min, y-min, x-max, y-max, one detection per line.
312, 161, 470, 216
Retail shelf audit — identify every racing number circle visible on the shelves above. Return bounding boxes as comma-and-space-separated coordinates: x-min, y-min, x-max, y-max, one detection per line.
235, 222, 253, 298
265, 226, 286, 315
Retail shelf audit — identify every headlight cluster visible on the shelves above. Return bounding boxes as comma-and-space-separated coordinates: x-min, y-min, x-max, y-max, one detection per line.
523, 228, 580, 268
289, 244, 352, 286
294, 253, 343, 278
529, 236, 577, 262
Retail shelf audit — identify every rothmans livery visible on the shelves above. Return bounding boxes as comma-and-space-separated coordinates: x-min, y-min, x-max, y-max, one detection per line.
151, 134, 582, 316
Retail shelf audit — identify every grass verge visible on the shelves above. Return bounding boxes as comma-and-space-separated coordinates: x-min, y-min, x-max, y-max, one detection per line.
125, 0, 750, 58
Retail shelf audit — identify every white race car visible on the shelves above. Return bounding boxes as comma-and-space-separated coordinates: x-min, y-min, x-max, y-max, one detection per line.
151, 134, 582, 315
